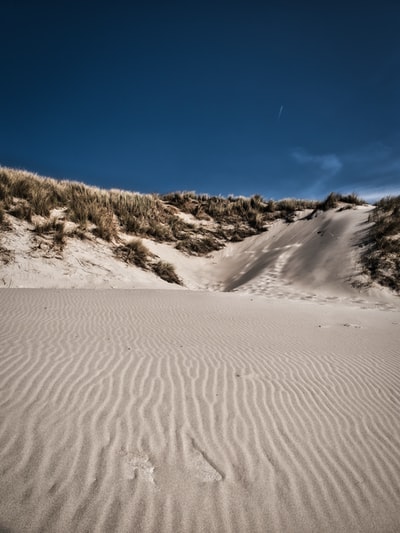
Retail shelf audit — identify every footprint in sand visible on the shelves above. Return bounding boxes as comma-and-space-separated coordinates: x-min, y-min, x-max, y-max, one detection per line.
119, 449, 155, 484
188, 439, 223, 483
119, 440, 223, 486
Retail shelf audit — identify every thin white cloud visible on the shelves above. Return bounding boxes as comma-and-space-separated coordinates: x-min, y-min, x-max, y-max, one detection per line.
292, 149, 342, 177
291, 143, 400, 200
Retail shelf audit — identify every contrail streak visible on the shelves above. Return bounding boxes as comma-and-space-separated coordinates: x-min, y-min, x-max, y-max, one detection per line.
278, 105, 284, 120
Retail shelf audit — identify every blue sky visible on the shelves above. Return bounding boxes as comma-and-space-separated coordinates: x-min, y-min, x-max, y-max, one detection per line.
1, 2, 399, 201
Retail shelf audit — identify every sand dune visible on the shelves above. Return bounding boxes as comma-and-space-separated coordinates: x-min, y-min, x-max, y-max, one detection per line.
1, 202, 399, 531
0, 289, 399, 532
208, 206, 372, 295
3, 205, 397, 308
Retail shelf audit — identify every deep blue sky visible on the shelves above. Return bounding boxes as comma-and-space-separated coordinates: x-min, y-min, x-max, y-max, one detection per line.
1, 2, 399, 200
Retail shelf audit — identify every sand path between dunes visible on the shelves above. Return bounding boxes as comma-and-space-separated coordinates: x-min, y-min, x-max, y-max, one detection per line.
0, 289, 399, 532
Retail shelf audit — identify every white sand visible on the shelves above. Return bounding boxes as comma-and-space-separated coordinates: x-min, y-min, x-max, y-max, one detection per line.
1, 205, 400, 531
0, 289, 399, 532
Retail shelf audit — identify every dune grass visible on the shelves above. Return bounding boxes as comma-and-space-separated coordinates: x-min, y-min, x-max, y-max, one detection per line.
0, 168, 280, 253
362, 196, 400, 292
1, 168, 363, 249
151, 260, 182, 285
2, 166, 396, 290
163, 191, 317, 227
317, 192, 365, 211
114, 239, 182, 284
114, 238, 151, 269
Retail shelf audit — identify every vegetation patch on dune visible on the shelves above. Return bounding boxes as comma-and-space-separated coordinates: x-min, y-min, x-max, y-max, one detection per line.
114, 238, 151, 269
362, 196, 400, 293
114, 239, 182, 284
1, 167, 319, 264
318, 192, 365, 211
151, 260, 182, 285
1, 166, 397, 292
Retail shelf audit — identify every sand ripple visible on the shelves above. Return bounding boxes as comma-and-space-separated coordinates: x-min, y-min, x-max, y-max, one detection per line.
0, 289, 399, 532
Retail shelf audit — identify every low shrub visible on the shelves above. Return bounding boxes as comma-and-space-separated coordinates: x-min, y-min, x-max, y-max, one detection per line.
318, 192, 365, 211
0, 245, 14, 264
114, 239, 151, 269
152, 260, 182, 285
361, 195, 400, 292
175, 235, 222, 255
339, 193, 365, 206
91, 208, 118, 242
146, 221, 174, 241
318, 192, 340, 211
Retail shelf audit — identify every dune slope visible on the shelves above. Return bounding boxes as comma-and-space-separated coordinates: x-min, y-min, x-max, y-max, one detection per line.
1, 205, 395, 305
203, 206, 399, 307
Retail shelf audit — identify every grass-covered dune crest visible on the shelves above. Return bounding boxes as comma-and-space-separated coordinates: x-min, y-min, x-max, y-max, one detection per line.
0, 166, 399, 293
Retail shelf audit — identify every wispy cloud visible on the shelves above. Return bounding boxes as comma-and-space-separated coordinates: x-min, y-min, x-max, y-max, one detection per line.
291, 143, 400, 200
292, 149, 343, 177
335, 143, 400, 201
290, 149, 343, 197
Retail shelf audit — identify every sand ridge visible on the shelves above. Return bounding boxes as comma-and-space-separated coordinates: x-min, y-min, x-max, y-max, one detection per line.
0, 289, 399, 532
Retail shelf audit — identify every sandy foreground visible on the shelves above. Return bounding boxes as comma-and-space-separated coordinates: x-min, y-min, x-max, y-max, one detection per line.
0, 288, 399, 532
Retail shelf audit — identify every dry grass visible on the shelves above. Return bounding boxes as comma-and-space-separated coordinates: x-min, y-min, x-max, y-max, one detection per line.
114, 239, 182, 284
33, 218, 60, 235
1, 168, 276, 256
362, 196, 400, 292
0, 245, 14, 265
33, 219, 66, 251
114, 239, 151, 269
53, 223, 66, 249
3, 166, 396, 290
1, 168, 319, 252
0, 168, 193, 245
163, 192, 316, 228
151, 260, 182, 285
8, 200, 33, 222
175, 235, 223, 255
317, 192, 365, 211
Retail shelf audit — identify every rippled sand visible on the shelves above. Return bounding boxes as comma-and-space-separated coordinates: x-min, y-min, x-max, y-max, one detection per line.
0, 289, 399, 532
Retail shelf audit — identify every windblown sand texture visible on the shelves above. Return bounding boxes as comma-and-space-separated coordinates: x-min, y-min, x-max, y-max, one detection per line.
1, 288, 399, 532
